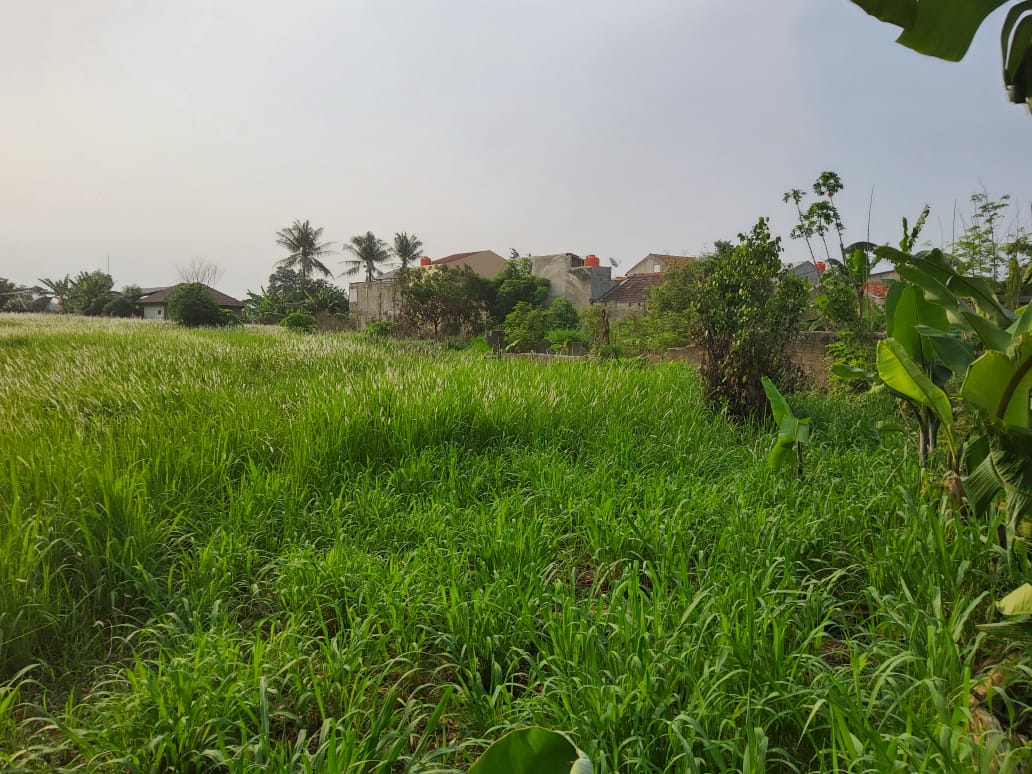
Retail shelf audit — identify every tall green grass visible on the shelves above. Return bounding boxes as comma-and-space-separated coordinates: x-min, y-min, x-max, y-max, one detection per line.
0, 313, 1028, 772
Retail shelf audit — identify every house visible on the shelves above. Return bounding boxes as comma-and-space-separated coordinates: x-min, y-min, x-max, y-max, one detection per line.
624, 253, 695, 276
787, 261, 824, 284
348, 250, 507, 329
595, 273, 668, 318
529, 253, 618, 308
137, 284, 244, 320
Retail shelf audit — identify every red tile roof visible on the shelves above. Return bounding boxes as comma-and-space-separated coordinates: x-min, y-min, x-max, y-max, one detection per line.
598, 272, 665, 305
138, 284, 245, 308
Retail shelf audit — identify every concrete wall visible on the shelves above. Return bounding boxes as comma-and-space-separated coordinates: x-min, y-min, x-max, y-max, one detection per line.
531, 255, 617, 308
662, 331, 837, 388
142, 304, 167, 320
349, 279, 400, 329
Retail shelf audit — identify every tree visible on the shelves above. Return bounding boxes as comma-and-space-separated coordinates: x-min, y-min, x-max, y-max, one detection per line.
546, 298, 579, 330
951, 192, 1028, 281
783, 171, 848, 266
244, 267, 348, 323
693, 219, 809, 419
340, 232, 391, 283
66, 271, 116, 316
398, 265, 492, 337
102, 285, 144, 318
848, 0, 1032, 110
490, 258, 549, 324
392, 232, 424, 271
502, 301, 553, 352
168, 283, 226, 327
274, 220, 333, 291
177, 258, 223, 286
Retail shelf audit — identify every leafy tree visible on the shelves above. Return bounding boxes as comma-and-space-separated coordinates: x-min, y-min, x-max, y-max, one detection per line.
167, 283, 226, 327
783, 171, 849, 266
693, 218, 808, 419
546, 298, 579, 330
848, 0, 1032, 110
341, 232, 392, 283
392, 232, 423, 272
502, 301, 553, 352
642, 252, 714, 350
101, 285, 143, 318
491, 258, 549, 324
244, 267, 348, 323
274, 220, 333, 291
66, 271, 116, 316
398, 265, 492, 337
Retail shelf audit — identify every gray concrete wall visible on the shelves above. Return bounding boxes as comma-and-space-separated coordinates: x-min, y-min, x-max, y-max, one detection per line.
349, 279, 399, 330
532, 255, 616, 309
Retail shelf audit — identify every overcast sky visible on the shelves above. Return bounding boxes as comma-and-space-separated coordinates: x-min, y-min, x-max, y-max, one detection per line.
2, 0, 1030, 297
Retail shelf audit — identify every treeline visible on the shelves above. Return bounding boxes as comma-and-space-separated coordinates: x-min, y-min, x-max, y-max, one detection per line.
0, 272, 143, 317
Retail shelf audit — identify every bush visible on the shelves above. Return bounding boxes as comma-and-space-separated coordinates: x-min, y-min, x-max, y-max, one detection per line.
367, 320, 395, 339
545, 328, 589, 351
595, 343, 627, 359
547, 298, 579, 330
692, 221, 808, 419
168, 283, 226, 327
221, 309, 243, 327
502, 302, 551, 352
280, 311, 316, 333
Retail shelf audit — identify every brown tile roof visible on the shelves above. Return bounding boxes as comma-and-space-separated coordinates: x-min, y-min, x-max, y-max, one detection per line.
598, 272, 665, 305
433, 251, 479, 265
863, 280, 890, 300
138, 284, 245, 308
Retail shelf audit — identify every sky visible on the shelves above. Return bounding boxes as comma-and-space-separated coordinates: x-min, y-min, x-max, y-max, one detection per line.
2, 0, 1030, 298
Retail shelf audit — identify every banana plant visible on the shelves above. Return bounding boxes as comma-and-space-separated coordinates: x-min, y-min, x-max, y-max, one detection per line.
869, 246, 1031, 525
960, 305, 1032, 524
833, 249, 969, 468
470, 728, 592, 774
848, 0, 1032, 110
761, 377, 810, 476
978, 583, 1032, 646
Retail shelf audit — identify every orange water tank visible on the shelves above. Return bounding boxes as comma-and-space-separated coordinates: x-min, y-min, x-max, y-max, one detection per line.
584, 254, 600, 267
419, 256, 432, 266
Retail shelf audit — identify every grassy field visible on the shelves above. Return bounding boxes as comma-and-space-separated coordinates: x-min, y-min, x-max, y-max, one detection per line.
0, 314, 1028, 772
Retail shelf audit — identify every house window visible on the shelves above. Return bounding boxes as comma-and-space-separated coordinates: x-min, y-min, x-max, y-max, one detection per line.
653, 263, 661, 272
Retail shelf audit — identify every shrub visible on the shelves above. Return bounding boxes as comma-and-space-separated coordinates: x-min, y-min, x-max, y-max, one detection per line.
221, 309, 243, 327
545, 328, 589, 351
693, 220, 808, 419
168, 283, 226, 327
502, 302, 551, 352
596, 343, 627, 359
546, 298, 579, 330
280, 311, 316, 333
367, 320, 395, 339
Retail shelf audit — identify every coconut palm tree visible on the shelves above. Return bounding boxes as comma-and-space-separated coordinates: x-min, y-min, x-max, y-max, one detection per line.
392, 232, 424, 271
340, 232, 392, 283
274, 220, 333, 290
